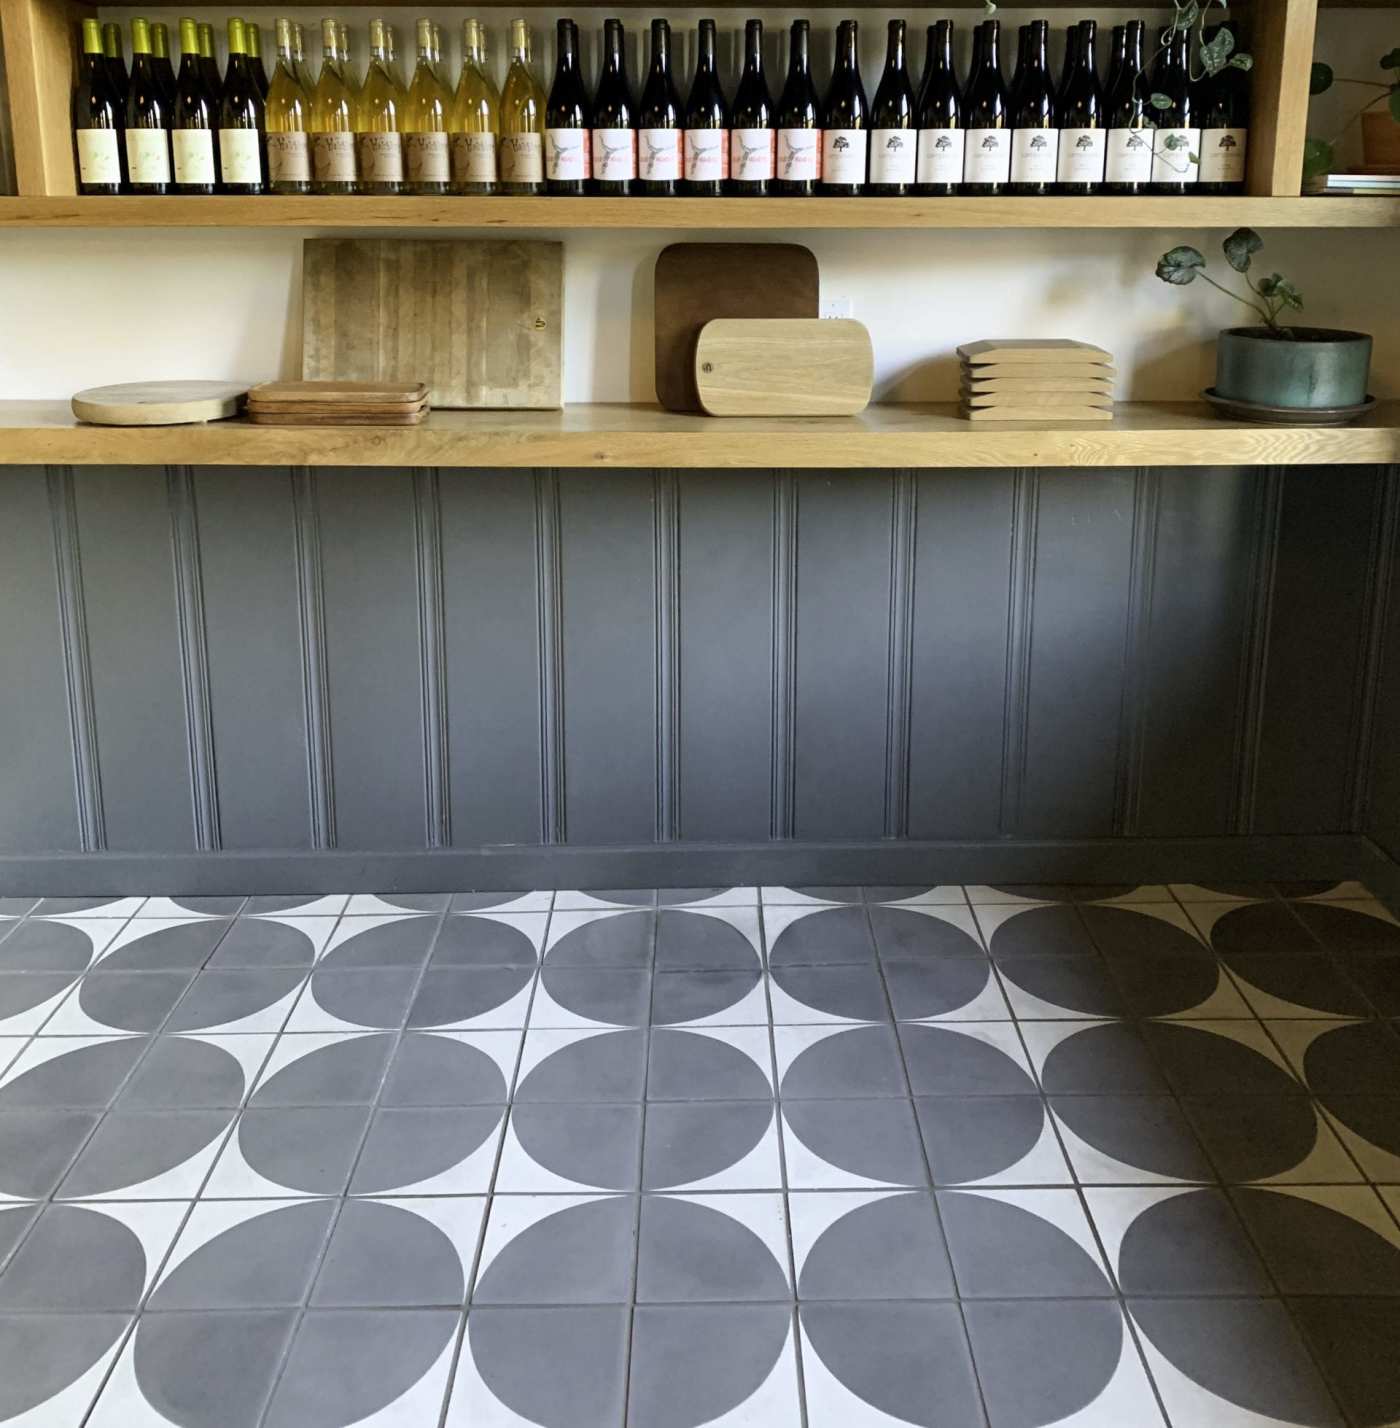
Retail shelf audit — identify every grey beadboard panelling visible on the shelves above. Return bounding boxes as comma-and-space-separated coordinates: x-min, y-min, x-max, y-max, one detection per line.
194, 468, 312, 851
0, 469, 81, 852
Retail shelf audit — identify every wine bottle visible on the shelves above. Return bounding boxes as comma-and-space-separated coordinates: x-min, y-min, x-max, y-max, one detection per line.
450, 19, 499, 194
172, 15, 217, 193
197, 22, 222, 107
730, 19, 774, 195
1149, 25, 1199, 192
500, 19, 546, 194
1054, 19, 1079, 107
356, 17, 404, 193
150, 22, 177, 110
245, 22, 270, 101
546, 18, 590, 195
292, 22, 316, 94
1198, 21, 1248, 193
264, 17, 311, 194
219, 16, 265, 193
1010, 19, 1056, 195
339, 23, 360, 95
869, 19, 916, 195
310, 17, 357, 193
684, 18, 728, 197
73, 17, 124, 195
916, 20, 962, 196
432, 24, 448, 85
1008, 23, 1028, 103
1105, 23, 1127, 101
1057, 19, 1104, 191
103, 23, 129, 109
775, 19, 819, 196
962, 20, 1010, 194
125, 18, 171, 195
403, 17, 451, 194
1104, 20, 1151, 193
637, 18, 682, 195
822, 19, 868, 195
591, 18, 636, 195
385, 24, 407, 98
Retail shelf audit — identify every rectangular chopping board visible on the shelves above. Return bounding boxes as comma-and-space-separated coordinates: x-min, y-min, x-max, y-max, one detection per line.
301, 239, 563, 409
695, 319, 873, 416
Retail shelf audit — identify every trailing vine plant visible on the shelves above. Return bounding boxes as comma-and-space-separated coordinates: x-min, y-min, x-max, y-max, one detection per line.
1305, 49, 1400, 177
1156, 227, 1303, 339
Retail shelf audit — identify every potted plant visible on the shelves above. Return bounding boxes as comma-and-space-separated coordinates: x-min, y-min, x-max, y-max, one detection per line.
1307, 49, 1400, 176
1156, 227, 1373, 417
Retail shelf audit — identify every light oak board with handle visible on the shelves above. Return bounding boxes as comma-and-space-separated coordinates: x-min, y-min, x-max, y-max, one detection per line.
694, 318, 874, 417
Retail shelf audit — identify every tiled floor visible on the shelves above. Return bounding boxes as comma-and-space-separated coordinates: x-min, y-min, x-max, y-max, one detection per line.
1, 882, 1399, 1426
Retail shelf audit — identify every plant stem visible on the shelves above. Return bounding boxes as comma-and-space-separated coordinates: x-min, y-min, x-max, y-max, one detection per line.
1192, 269, 1278, 328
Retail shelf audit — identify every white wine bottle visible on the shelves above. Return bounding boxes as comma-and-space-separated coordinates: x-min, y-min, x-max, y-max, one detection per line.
405, 16, 451, 194
499, 18, 544, 194
339, 22, 359, 95
219, 16, 265, 193
310, 16, 356, 193
265, 16, 310, 193
73, 16, 125, 194
385, 23, 407, 97
291, 22, 316, 93
172, 14, 217, 193
126, 18, 172, 195
357, 17, 405, 193
450, 19, 499, 194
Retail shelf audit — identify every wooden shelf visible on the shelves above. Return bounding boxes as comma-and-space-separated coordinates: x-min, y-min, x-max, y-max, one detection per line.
2, 194, 1398, 230
4, 401, 1398, 469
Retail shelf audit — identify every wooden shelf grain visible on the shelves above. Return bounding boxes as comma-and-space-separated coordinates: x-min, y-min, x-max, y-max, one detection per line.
3, 401, 1398, 469
1, 195, 1399, 230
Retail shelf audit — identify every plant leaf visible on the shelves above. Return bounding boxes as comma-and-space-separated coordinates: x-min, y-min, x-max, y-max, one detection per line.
1149, 91, 1174, 110
1257, 274, 1304, 311
1156, 246, 1206, 286
1199, 27, 1234, 75
982, 0, 997, 13
1223, 227, 1263, 273
1302, 137, 1335, 178
1229, 53, 1253, 71
1310, 61, 1334, 94
1172, 1, 1201, 30
1380, 47, 1400, 70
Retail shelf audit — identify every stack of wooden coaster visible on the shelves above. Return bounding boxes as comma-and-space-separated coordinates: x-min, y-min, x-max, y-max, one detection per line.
959, 341, 1115, 422
245, 381, 429, 426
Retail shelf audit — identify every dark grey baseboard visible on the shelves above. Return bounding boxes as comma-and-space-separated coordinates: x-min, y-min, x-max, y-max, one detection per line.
0, 834, 1385, 897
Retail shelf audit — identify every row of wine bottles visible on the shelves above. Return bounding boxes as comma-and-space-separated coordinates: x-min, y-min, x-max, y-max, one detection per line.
72, 14, 1249, 197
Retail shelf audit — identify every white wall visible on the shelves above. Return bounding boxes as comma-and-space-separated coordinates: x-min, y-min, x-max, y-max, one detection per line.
1, 6, 1395, 404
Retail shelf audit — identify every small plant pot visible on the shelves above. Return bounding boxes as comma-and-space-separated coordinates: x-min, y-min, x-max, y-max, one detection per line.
1214, 327, 1373, 409
1361, 112, 1400, 170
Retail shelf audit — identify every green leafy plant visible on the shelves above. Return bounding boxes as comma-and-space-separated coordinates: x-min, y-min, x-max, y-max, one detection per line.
1156, 227, 1303, 337
1148, 0, 1253, 108
1305, 47, 1400, 177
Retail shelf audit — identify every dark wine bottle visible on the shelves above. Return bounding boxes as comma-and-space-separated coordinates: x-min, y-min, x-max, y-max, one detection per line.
545, 18, 590, 195
916, 20, 962, 195
637, 18, 682, 195
729, 19, 774, 195
1009, 19, 1056, 195
245, 22, 270, 102
197, 22, 223, 108
1008, 23, 1029, 103
172, 15, 218, 193
1149, 25, 1199, 192
73, 17, 124, 194
219, 16, 266, 194
1104, 24, 1127, 104
869, 19, 915, 195
1057, 19, 1104, 191
1198, 21, 1248, 193
1055, 20, 1080, 107
774, 19, 819, 196
684, 18, 728, 196
125, 18, 171, 194
103, 22, 129, 109
1104, 19, 1152, 193
822, 19, 867, 195
591, 18, 636, 194
150, 22, 177, 110
962, 21, 1010, 194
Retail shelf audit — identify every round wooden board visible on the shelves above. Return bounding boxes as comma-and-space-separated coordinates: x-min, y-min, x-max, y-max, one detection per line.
72, 381, 251, 426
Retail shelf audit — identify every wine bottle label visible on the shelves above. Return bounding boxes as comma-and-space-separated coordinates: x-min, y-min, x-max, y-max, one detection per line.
869, 128, 916, 184
404, 132, 450, 183
266, 131, 311, 184
76, 128, 121, 184
731, 128, 776, 182
546, 127, 588, 182
822, 129, 867, 185
219, 128, 262, 184
125, 128, 171, 184
638, 128, 682, 182
963, 128, 1010, 183
500, 132, 544, 183
593, 127, 637, 182
1056, 127, 1105, 183
1104, 127, 1153, 183
356, 131, 405, 184
776, 128, 819, 182
916, 127, 964, 185
685, 129, 728, 182
451, 131, 497, 184
1151, 127, 1200, 184
1010, 127, 1058, 183
172, 128, 216, 184
1198, 127, 1247, 183
312, 131, 357, 182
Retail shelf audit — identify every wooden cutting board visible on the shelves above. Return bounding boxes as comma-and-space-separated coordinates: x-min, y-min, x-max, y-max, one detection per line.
963, 375, 1116, 394
246, 409, 429, 426
246, 401, 430, 417
961, 388, 1114, 409
72, 380, 249, 425
301, 239, 562, 409
694, 319, 873, 417
249, 380, 429, 405
962, 405, 1115, 422
961, 364, 1117, 383
654, 243, 819, 413
960, 339, 1113, 365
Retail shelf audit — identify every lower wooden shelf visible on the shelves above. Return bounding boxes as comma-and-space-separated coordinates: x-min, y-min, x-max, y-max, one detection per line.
3, 400, 1398, 469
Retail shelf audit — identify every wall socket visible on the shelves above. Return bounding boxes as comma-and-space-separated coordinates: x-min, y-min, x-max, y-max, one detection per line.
820, 296, 853, 320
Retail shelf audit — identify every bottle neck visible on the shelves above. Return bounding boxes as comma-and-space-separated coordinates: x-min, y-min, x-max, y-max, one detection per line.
936, 24, 953, 69
836, 25, 857, 71
556, 23, 578, 73
788, 25, 808, 75
743, 25, 762, 74
82, 18, 102, 56
980, 26, 1000, 72
1028, 24, 1047, 71
697, 23, 717, 73
603, 25, 624, 74
885, 24, 904, 72
650, 23, 669, 74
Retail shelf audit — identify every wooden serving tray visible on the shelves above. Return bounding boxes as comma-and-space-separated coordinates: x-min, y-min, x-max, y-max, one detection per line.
249, 380, 429, 405
245, 408, 429, 426
247, 400, 429, 416
694, 318, 874, 417
960, 363, 1117, 383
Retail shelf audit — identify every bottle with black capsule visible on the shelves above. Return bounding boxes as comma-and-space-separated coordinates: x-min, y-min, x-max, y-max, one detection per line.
916, 19, 962, 196
591, 18, 637, 194
125, 18, 171, 194
822, 18, 867, 195
1149, 24, 1199, 192
774, 19, 820, 195
1104, 23, 1127, 104
1055, 20, 1079, 108
545, 18, 591, 195
961, 20, 1009, 194
1009, 18, 1056, 195
869, 19, 915, 195
683, 18, 728, 197
729, 19, 774, 195
1057, 19, 1104, 191
637, 18, 682, 194
1104, 19, 1152, 193
73, 16, 125, 194
1197, 21, 1248, 193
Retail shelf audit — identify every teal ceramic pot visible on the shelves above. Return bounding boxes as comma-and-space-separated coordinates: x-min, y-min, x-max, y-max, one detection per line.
1215, 326, 1372, 409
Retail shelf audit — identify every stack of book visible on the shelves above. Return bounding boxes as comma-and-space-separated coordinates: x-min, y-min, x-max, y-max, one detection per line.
245, 381, 429, 426
959, 340, 1115, 422
1306, 170, 1400, 196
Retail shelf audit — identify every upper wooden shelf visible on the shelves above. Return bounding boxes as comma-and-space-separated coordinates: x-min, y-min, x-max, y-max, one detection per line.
3, 401, 1397, 470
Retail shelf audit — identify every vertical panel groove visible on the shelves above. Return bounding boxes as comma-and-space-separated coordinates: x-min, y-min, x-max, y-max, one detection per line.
414, 467, 451, 848
1232, 465, 1285, 835
883, 471, 917, 839
45, 465, 106, 851
999, 469, 1039, 837
1113, 469, 1160, 837
292, 467, 337, 849
654, 470, 681, 842
166, 465, 222, 851
770, 472, 798, 841
534, 468, 566, 844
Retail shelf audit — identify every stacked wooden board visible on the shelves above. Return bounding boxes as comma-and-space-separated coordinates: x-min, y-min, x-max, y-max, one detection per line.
245, 381, 429, 426
960, 340, 1115, 422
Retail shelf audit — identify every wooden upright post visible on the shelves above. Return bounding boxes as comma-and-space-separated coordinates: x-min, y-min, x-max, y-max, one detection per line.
1246, 0, 1320, 196
0, 0, 87, 195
